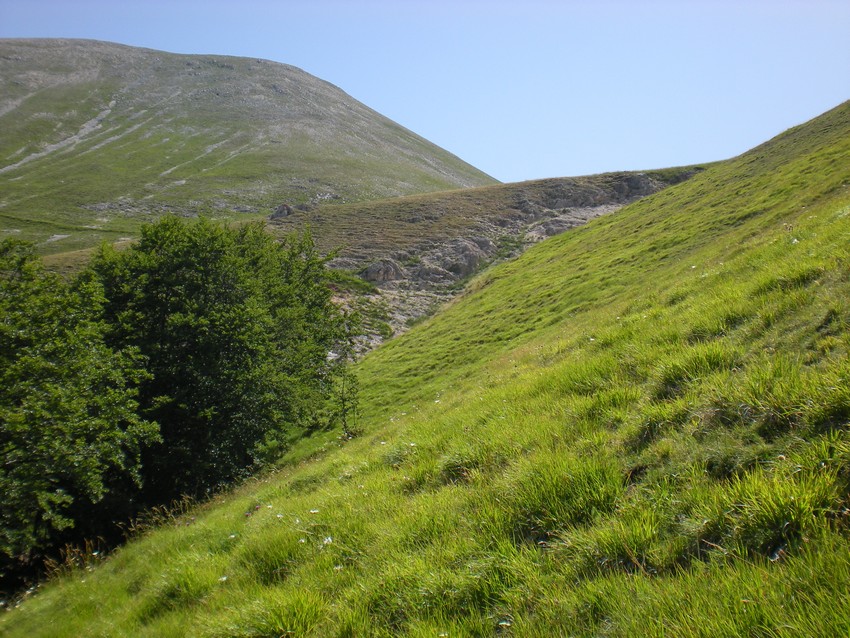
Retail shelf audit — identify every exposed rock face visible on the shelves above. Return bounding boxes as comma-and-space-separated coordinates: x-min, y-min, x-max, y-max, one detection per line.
363, 259, 405, 283
440, 238, 488, 277
269, 203, 293, 219
414, 262, 453, 284
272, 169, 701, 346
348, 173, 687, 339
524, 204, 622, 242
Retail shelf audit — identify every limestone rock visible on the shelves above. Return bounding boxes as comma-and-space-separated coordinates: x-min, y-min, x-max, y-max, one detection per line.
439, 238, 490, 278
270, 203, 293, 219
362, 259, 405, 283
414, 262, 453, 284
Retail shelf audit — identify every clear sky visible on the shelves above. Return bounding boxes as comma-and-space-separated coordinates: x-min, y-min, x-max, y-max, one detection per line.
1, 0, 848, 183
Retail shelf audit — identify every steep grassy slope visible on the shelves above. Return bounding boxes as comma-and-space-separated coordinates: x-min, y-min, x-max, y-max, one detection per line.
4, 101, 850, 636
0, 39, 495, 253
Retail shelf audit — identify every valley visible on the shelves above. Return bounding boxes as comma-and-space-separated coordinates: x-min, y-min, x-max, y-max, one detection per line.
1, 38, 849, 637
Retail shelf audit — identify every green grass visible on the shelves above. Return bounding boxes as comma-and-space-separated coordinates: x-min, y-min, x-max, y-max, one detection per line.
3, 100, 850, 636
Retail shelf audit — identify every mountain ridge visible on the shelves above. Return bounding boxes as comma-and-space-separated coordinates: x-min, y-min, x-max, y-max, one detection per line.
267, 167, 699, 339
0, 38, 496, 252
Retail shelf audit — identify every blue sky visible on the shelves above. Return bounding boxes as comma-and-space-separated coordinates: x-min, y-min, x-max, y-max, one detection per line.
1, 0, 848, 183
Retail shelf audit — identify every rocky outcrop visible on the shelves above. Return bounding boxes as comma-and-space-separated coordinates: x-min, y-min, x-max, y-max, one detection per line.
413, 262, 453, 284
344, 172, 689, 339
362, 259, 405, 283
269, 203, 293, 219
275, 169, 701, 346
524, 204, 622, 242
440, 238, 489, 277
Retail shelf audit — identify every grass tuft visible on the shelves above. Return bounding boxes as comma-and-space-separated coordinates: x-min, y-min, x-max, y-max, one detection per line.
5, 101, 850, 636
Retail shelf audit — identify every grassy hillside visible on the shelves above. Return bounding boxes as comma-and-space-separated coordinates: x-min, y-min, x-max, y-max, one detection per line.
267, 168, 697, 337
0, 39, 496, 254
3, 100, 850, 636
267, 169, 696, 264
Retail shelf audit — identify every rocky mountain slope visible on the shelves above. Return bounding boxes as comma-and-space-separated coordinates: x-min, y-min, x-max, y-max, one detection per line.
0, 39, 496, 252
269, 167, 699, 339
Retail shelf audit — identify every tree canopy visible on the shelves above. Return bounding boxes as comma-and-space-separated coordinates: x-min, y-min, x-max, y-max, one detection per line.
1, 218, 358, 590
91, 217, 355, 501
0, 240, 156, 576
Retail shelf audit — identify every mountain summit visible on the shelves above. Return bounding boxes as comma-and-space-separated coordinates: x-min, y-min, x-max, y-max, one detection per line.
0, 39, 496, 251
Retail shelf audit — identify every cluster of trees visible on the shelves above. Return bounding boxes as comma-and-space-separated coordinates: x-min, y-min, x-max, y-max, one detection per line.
1, 217, 358, 589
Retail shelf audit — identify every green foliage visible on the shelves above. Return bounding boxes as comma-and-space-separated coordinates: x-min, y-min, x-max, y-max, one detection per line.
5, 104, 850, 636
0, 240, 156, 578
90, 217, 352, 501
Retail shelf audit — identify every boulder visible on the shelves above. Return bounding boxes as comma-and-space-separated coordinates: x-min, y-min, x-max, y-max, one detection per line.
414, 261, 453, 284
439, 238, 489, 278
362, 258, 405, 283
269, 202, 293, 219
470, 236, 496, 253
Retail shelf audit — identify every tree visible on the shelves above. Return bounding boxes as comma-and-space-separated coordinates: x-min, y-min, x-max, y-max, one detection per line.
0, 240, 156, 579
90, 217, 353, 502
327, 309, 361, 439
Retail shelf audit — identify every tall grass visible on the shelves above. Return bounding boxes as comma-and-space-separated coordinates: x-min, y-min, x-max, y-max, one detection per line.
3, 102, 850, 636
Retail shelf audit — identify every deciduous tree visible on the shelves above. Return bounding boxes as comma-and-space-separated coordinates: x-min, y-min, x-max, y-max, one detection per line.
0, 240, 155, 577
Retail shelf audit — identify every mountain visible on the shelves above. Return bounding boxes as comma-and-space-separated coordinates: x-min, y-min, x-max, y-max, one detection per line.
0, 39, 496, 253
5, 99, 849, 635
268, 167, 699, 337
0, 40, 698, 346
